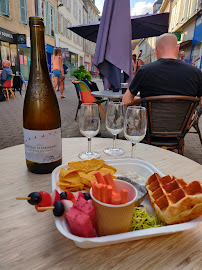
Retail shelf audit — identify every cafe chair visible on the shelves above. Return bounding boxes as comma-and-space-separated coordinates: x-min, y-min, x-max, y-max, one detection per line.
142, 95, 199, 155
2, 75, 16, 101
72, 80, 106, 120
72, 81, 82, 121
187, 107, 202, 145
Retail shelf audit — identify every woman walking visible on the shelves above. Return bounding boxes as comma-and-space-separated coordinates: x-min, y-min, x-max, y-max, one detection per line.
52, 48, 65, 98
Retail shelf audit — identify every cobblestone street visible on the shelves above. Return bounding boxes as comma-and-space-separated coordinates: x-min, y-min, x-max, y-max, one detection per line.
0, 78, 201, 165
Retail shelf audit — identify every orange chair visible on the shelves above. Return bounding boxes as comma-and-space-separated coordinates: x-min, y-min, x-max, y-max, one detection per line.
3, 75, 16, 101
72, 81, 106, 120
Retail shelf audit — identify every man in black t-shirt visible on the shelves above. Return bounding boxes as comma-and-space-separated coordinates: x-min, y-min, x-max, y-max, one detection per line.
122, 33, 202, 108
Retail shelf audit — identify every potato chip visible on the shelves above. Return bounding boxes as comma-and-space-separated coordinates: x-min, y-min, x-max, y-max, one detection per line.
102, 163, 117, 174
58, 159, 117, 192
68, 159, 105, 172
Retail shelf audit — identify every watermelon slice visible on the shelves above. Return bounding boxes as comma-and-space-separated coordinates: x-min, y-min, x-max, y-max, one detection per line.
66, 208, 96, 238
73, 197, 96, 227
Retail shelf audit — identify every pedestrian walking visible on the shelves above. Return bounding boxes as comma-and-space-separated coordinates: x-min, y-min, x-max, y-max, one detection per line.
52, 48, 65, 98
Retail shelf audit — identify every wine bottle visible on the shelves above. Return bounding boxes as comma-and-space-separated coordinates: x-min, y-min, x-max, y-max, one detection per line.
23, 17, 62, 174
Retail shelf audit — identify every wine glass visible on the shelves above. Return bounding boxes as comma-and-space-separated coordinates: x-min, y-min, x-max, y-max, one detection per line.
79, 103, 100, 160
104, 102, 125, 156
124, 106, 147, 158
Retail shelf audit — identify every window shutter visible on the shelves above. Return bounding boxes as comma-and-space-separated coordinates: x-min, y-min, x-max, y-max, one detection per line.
69, 0, 71, 12
38, 0, 42, 17
19, 0, 27, 24
54, 8, 58, 34
0, 0, 10, 16
45, 1, 51, 35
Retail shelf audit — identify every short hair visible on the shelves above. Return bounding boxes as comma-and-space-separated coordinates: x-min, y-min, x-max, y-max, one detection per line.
2, 60, 11, 67
54, 48, 62, 56
132, 54, 137, 58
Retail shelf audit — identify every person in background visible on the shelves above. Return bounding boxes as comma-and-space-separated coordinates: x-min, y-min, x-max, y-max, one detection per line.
122, 33, 202, 108
0, 60, 13, 86
179, 51, 189, 63
132, 54, 137, 76
52, 48, 65, 98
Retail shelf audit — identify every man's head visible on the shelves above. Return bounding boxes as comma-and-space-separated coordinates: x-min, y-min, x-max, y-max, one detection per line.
155, 33, 179, 59
179, 51, 185, 59
2, 60, 11, 68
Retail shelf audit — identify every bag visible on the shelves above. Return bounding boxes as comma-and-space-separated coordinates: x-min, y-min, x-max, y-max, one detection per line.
0, 88, 6, 101
63, 64, 68, 74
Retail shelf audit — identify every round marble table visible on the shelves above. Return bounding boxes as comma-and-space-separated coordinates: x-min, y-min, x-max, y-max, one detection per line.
1, 138, 202, 270
91, 90, 123, 100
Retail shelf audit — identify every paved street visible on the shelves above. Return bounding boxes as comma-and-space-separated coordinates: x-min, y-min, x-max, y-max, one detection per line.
0, 78, 201, 165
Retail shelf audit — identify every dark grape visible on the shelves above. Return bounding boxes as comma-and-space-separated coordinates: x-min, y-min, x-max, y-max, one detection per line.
53, 201, 65, 217
84, 193, 91, 200
60, 192, 67, 200
27, 192, 42, 205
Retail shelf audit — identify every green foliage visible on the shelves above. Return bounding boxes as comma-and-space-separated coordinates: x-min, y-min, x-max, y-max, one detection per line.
71, 65, 92, 81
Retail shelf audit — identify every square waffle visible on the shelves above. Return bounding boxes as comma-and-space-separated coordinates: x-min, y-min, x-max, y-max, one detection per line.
146, 173, 202, 224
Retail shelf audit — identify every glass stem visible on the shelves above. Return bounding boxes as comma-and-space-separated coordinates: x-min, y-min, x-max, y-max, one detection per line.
88, 138, 91, 153
131, 142, 136, 158
113, 135, 116, 149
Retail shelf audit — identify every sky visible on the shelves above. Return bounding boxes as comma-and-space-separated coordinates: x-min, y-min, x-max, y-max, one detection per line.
95, 0, 155, 16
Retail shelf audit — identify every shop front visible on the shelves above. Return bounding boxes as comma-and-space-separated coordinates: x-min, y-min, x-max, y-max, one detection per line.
84, 52, 91, 72
0, 27, 26, 74
91, 55, 99, 77
61, 48, 78, 77
191, 15, 202, 70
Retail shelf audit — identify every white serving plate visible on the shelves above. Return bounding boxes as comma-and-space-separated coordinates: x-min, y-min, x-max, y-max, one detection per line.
52, 158, 202, 249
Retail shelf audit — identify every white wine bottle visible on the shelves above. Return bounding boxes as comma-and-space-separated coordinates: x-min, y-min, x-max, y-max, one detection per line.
23, 17, 62, 174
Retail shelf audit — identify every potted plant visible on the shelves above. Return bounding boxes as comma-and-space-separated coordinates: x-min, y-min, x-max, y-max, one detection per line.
71, 65, 92, 81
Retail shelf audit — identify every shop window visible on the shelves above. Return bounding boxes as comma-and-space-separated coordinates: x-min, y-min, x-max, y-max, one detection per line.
0, 0, 10, 17
19, 0, 27, 24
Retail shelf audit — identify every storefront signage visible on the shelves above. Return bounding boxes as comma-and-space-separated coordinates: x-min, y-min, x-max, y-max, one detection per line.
14, 34, 26, 44
0, 28, 26, 44
173, 32, 182, 42
0, 27, 14, 43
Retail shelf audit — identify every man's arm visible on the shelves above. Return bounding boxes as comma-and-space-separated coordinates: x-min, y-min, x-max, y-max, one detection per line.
122, 68, 144, 105
122, 89, 141, 105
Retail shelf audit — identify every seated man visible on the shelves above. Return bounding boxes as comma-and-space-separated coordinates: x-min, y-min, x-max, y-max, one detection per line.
122, 33, 202, 108
0, 60, 13, 86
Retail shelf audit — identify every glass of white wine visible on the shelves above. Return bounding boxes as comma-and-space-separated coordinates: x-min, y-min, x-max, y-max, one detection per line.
104, 102, 125, 156
124, 106, 147, 158
79, 103, 100, 160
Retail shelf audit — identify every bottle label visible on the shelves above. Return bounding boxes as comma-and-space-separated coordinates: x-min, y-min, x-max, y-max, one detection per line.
23, 128, 62, 163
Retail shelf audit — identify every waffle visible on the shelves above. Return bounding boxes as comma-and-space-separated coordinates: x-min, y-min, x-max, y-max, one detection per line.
146, 173, 202, 224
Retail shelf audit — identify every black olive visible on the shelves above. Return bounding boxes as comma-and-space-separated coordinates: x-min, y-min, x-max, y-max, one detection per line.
27, 192, 42, 205
53, 201, 64, 217
84, 193, 91, 200
60, 191, 67, 200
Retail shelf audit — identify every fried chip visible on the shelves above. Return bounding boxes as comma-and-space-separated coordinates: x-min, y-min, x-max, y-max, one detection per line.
58, 159, 117, 192
102, 163, 117, 174
68, 158, 105, 172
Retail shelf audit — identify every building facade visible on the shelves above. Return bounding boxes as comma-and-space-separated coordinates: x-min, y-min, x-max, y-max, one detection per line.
0, 0, 100, 80
136, 0, 202, 69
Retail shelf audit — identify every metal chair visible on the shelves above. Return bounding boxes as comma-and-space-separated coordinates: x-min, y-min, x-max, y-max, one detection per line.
72, 81, 106, 120
142, 95, 199, 155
